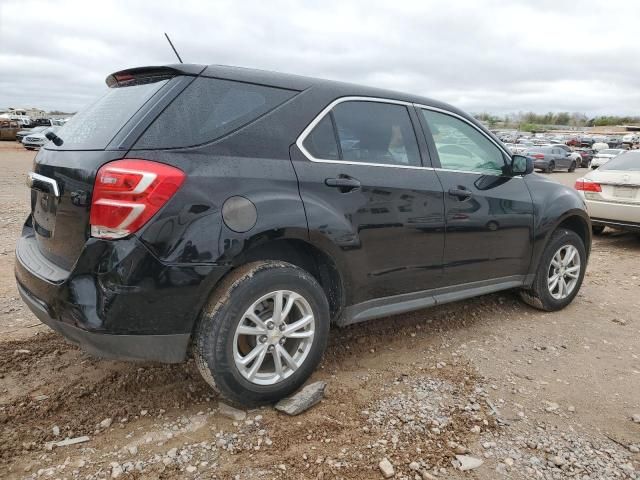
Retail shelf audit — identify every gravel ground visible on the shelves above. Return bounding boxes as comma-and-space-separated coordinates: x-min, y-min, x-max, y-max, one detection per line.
0, 141, 638, 479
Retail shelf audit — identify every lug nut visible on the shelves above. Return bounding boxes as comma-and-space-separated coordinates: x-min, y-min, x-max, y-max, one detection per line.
279, 338, 286, 345
266, 321, 275, 330
279, 324, 286, 332
267, 345, 275, 352
259, 335, 267, 343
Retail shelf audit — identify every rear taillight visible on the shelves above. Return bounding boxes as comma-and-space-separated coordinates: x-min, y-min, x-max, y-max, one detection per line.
532, 153, 545, 159
574, 179, 602, 192
90, 159, 185, 239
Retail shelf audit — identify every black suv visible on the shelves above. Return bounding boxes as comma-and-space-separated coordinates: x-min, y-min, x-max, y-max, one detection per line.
16, 64, 591, 406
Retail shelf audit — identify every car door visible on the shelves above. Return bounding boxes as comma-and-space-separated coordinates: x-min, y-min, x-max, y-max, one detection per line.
291, 99, 446, 305
553, 147, 568, 168
417, 107, 534, 286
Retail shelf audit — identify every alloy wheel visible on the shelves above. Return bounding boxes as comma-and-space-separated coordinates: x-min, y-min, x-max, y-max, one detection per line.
232, 290, 315, 385
547, 245, 581, 300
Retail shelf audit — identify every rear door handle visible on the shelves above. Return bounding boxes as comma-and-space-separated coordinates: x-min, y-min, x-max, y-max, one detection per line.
325, 177, 361, 192
448, 187, 472, 200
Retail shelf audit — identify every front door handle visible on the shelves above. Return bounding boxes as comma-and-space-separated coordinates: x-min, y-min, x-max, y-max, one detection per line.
325, 176, 361, 193
448, 187, 472, 201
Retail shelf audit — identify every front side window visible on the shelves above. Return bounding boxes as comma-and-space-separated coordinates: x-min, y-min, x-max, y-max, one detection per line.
303, 100, 421, 167
421, 109, 506, 174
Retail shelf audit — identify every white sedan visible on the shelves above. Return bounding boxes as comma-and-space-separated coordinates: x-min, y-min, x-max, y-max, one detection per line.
575, 150, 640, 234
590, 148, 625, 169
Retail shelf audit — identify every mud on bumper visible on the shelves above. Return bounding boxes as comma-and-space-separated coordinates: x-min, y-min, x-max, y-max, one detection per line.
17, 282, 190, 363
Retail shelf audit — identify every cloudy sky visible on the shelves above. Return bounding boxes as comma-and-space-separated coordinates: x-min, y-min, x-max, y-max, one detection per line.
1, 0, 639, 116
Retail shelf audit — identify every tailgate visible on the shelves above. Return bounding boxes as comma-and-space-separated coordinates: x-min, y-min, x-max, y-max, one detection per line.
28, 149, 127, 270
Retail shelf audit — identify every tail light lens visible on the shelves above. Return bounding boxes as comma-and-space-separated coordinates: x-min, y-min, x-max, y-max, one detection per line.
532, 153, 545, 159
90, 159, 185, 239
574, 179, 602, 192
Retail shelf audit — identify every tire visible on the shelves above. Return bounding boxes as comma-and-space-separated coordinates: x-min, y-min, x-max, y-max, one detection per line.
194, 260, 330, 407
546, 162, 555, 173
568, 161, 576, 172
519, 228, 586, 312
592, 225, 605, 235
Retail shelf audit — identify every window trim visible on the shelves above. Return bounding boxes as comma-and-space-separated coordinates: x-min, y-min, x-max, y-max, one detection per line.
416, 105, 512, 175
296, 97, 512, 172
296, 96, 431, 171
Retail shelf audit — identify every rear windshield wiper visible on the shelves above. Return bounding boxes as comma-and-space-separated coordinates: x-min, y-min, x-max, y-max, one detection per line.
45, 131, 64, 146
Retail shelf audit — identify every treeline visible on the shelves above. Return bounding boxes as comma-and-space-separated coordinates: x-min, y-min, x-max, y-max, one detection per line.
474, 112, 640, 128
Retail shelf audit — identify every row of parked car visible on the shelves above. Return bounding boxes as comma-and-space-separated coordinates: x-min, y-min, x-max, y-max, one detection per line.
504, 139, 630, 172
15, 125, 61, 149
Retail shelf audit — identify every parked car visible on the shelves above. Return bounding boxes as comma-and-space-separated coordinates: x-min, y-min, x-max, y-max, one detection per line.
551, 144, 583, 167
16, 64, 591, 406
590, 148, 625, 169
592, 142, 609, 152
576, 148, 596, 168
30, 118, 52, 128
576, 150, 640, 234
0, 119, 21, 141
622, 133, 639, 146
16, 126, 47, 142
579, 136, 595, 147
525, 146, 577, 173
21, 126, 58, 150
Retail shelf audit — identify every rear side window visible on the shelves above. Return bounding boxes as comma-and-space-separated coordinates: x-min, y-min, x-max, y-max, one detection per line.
302, 100, 421, 167
48, 80, 169, 150
135, 77, 296, 149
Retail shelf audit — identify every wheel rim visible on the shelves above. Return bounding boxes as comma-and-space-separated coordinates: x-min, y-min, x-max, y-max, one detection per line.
547, 245, 580, 300
233, 290, 315, 386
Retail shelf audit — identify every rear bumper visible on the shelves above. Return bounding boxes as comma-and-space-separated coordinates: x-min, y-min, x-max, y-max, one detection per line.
15, 223, 230, 363
585, 199, 640, 225
18, 282, 189, 362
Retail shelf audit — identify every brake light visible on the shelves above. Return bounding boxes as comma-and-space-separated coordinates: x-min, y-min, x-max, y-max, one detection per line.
531, 153, 545, 159
90, 159, 185, 239
574, 179, 602, 192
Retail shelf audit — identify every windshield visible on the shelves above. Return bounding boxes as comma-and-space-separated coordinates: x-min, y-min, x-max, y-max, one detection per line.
600, 151, 640, 171
47, 79, 169, 150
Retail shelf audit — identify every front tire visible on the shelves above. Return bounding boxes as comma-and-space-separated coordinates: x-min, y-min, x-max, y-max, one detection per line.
194, 261, 330, 407
520, 228, 586, 311
568, 161, 576, 172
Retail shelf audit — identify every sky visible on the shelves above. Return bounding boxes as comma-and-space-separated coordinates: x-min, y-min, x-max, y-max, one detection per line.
1, 0, 639, 116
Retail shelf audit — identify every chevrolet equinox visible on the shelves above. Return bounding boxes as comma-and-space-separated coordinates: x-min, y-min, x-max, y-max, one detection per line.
16, 64, 591, 406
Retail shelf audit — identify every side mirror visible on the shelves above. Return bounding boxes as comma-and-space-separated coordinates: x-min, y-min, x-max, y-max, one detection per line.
511, 154, 533, 176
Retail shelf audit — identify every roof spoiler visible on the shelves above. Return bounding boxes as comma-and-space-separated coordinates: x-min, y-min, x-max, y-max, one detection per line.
105, 64, 206, 87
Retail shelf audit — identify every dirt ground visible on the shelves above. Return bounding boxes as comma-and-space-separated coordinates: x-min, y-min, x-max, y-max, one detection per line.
0, 141, 638, 479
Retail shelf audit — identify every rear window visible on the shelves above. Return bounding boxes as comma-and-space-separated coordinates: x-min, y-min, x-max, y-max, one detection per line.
134, 77, 296, 149
600, 151, 640, 171
48, 80, 169, 150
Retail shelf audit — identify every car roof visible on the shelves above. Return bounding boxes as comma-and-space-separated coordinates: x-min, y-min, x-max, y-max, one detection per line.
110, 63, 478, 125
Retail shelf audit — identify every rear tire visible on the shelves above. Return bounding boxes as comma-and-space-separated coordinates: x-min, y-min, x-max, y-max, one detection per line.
592, 225, 605, 235
519, 228, 586, 311
194, 261, 330, 407
546, 162, 555, 173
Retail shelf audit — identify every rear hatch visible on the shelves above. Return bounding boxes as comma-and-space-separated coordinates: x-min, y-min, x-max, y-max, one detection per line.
27, 67, 198, 271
